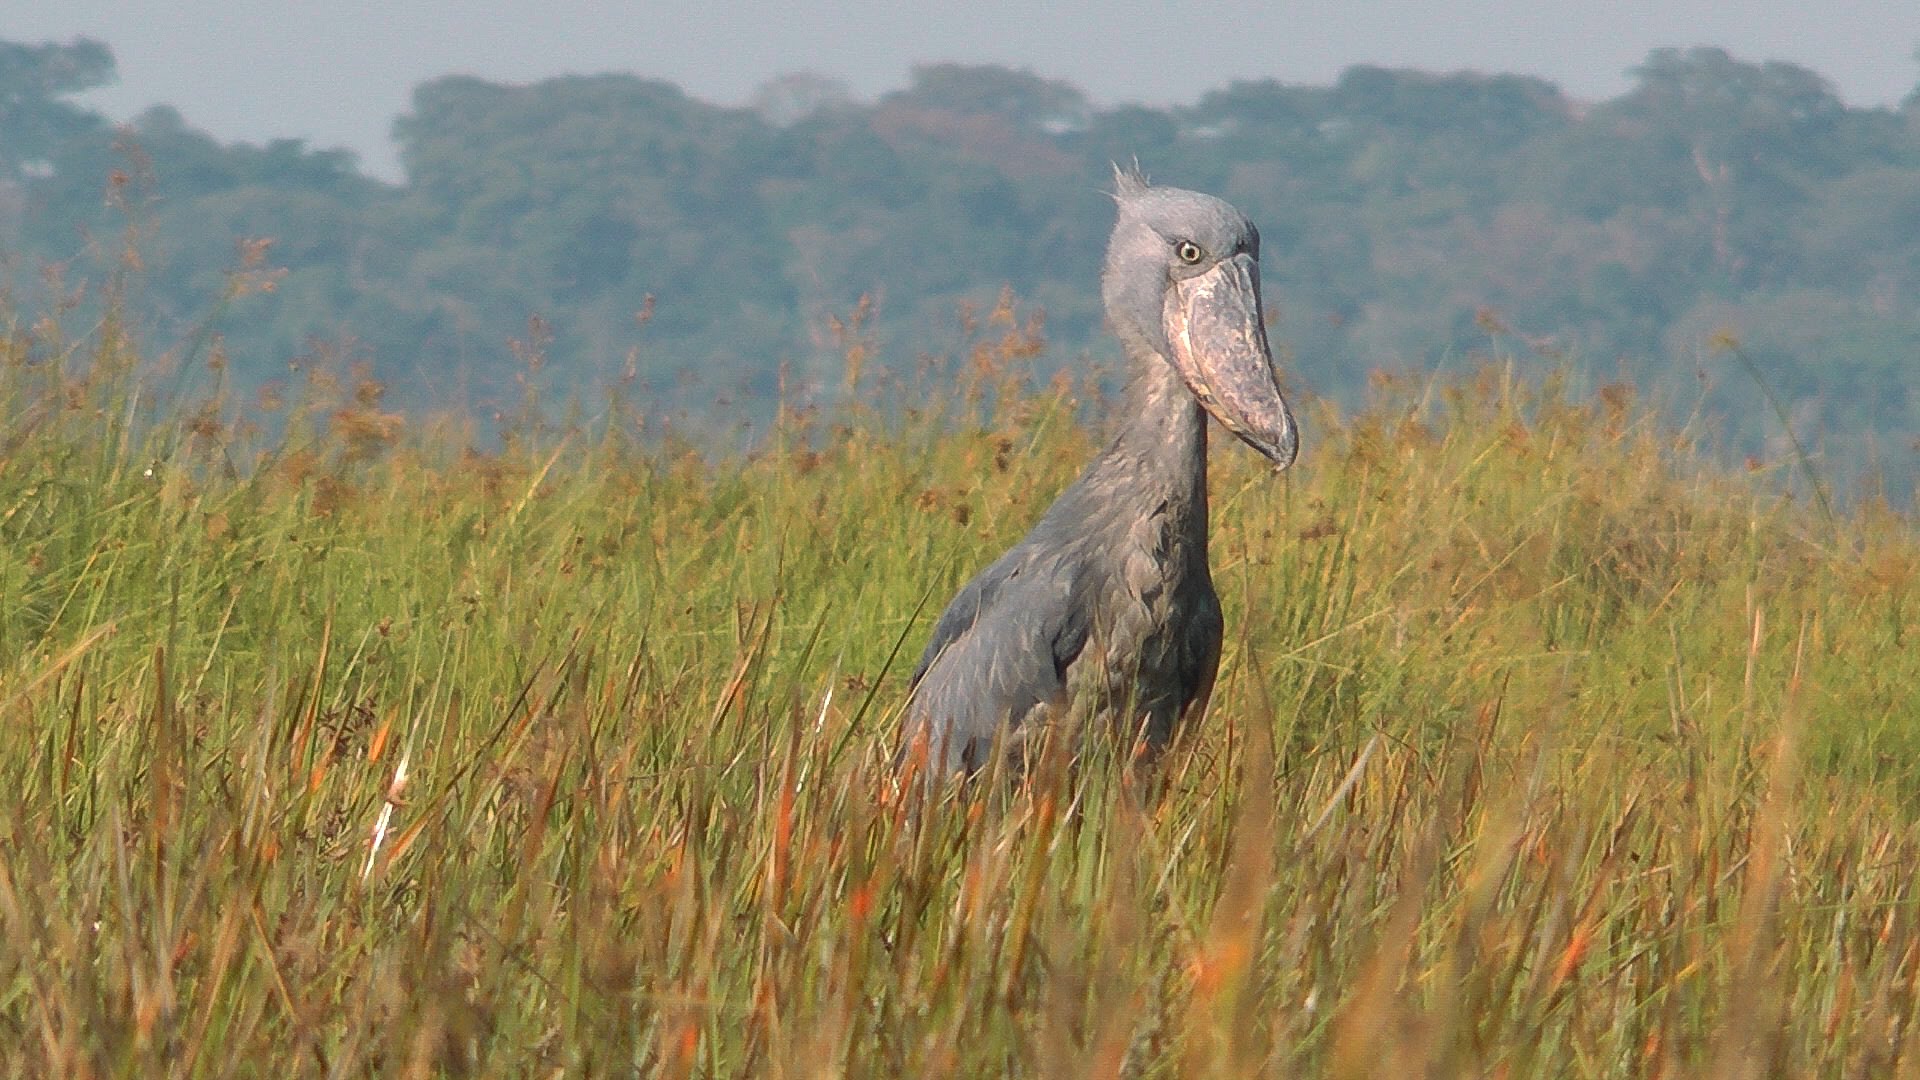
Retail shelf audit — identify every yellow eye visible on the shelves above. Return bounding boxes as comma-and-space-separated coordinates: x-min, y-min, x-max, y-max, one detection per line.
1175, 241, 1204, 264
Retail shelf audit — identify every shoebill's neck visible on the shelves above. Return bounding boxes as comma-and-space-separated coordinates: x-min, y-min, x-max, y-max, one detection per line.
1094, 349, 1208, 526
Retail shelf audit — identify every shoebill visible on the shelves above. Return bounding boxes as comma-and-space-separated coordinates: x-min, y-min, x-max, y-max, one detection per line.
901, 169, 1299, 775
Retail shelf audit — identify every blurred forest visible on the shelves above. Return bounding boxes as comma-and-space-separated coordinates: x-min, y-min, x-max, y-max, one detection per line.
3, 38, 1918, 494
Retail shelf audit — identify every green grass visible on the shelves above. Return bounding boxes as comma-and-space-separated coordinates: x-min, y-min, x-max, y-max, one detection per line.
2, 290, 1919, 1078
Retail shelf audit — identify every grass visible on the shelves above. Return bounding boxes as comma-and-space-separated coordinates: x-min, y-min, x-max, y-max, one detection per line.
1, 280, 1919, 1078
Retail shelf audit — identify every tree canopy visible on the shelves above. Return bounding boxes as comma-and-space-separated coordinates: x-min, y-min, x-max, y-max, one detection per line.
4, 38, 1919, 494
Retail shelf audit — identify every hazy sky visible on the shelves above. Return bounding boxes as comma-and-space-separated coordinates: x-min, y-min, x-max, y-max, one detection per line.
6, 0, 1917, 181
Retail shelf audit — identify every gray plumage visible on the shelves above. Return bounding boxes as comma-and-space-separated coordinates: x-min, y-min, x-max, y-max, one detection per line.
901, 170, 1299, 775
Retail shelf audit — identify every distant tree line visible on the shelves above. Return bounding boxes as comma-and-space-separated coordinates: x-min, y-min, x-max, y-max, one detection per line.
3, 38, 1918, 493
